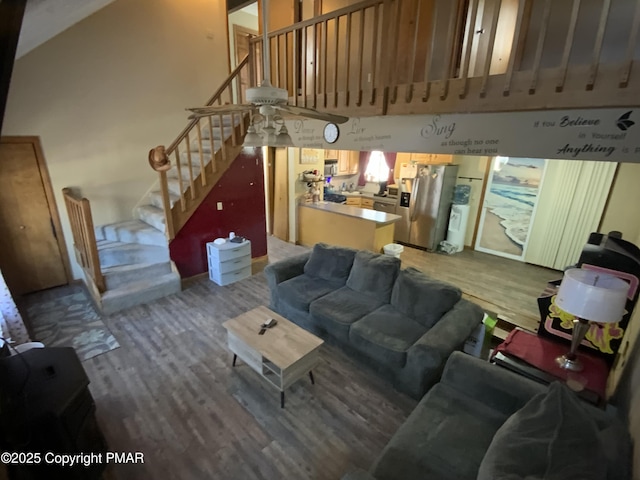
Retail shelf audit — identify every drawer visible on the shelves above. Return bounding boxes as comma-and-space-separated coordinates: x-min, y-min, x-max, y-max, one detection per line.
361, 198, 374, 208
207, 242, 251, 262
209, 265, 251, 286
346, 197, 361, 206
209, 254, 251, 275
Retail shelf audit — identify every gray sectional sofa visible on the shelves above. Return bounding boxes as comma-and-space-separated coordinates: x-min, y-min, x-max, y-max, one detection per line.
342, 352, 632, 480
264, 243, 484, 399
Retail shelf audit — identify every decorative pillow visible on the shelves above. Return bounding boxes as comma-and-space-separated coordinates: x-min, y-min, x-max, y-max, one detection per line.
303, 243, 357, 283
345, 251, 400, 302
390, 267, 461, 329
477, 382, 606, 480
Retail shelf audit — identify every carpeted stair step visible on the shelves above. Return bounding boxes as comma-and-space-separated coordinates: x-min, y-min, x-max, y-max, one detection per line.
166, 177, 192, 197
176, 151, 211, 167
98, 241, 169, 268
102, 261, 173, 290
136, 205, 166, 231
96, 220, 166, 247
149, 190, 180, 210
170, 164, 201, 182
100, 269, 181, 315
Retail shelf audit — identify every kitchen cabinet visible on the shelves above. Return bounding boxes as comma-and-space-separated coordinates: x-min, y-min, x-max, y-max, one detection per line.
325, 149, 339, 160
328, 150, 359, 176
412, 153, 453, 164
361, 198, 374, 210
346, 197, 361, 206
348, 151, 360, 174
394, 153, 452, 176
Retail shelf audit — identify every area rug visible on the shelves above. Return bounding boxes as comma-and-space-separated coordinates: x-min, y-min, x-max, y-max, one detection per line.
24, 284, 120, 361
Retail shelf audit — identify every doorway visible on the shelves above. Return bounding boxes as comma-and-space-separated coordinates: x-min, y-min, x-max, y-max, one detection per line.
0, 137, 70, 295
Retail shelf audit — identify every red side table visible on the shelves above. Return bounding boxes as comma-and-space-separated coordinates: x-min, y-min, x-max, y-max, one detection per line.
491, 329, 610, 406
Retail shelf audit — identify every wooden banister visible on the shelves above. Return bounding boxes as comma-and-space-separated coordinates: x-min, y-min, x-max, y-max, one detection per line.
62, 187, 105, 293
249, 0, 640, 117
153, 55, 251, 241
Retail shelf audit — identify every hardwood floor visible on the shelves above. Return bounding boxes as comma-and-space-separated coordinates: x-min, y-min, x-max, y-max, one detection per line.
26, 236, 558, 480
89, 240, 415, 479
400, 246, 562, 335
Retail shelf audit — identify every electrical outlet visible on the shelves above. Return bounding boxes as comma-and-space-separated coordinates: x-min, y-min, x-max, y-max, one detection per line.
217, 202, 223, 210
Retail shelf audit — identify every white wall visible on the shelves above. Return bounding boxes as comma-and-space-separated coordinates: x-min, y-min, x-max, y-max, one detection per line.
4, 0, 230, 278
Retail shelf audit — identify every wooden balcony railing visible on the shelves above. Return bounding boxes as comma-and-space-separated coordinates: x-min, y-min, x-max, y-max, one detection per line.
251, 0, 640, 117
62, 187, 105, 293
158, 54, 253, 240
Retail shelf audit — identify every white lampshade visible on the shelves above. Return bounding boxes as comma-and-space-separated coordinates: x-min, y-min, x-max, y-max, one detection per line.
243, 125, 263, 147
556, 268, 628, 324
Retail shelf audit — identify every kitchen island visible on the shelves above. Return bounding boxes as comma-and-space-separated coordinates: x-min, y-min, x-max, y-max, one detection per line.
298, 202, 401, 253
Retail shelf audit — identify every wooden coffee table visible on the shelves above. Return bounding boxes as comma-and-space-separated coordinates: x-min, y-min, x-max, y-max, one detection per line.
223, 306, 324, 408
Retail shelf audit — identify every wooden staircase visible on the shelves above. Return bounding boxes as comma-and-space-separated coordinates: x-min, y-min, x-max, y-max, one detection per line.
63, 56, 255, 314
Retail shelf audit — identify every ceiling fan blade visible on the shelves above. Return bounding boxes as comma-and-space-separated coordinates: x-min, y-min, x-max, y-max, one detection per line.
277, 105, 349, 124
186, 104, 254, 115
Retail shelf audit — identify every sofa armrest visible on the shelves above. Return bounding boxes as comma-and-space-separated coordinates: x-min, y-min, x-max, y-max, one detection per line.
400, 299, 483, 399
264, 252, 310, 288
264, 252, 311, 311
442, 351, 546, 415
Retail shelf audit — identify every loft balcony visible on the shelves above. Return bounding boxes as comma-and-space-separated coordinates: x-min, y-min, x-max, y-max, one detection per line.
248, 0, 640, 118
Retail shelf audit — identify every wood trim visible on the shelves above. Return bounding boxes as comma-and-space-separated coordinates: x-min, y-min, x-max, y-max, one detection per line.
470, 156, 492, 248
1, 136, 72, 285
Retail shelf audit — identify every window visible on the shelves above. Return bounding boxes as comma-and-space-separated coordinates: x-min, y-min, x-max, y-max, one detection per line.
364, 151, 389, 182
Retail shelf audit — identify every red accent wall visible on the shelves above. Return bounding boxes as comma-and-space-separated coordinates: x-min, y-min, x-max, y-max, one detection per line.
169, 149, 267, 278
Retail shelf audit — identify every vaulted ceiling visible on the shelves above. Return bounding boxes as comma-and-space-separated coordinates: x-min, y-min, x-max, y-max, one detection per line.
16, 0, 115, 58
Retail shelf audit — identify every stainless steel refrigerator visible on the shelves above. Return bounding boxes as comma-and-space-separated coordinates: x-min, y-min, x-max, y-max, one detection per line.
394, 164, 458, 250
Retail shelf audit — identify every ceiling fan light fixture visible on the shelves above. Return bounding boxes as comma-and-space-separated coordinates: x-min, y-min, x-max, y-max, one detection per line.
274, 124, 293, 147
243, 125, 263, 147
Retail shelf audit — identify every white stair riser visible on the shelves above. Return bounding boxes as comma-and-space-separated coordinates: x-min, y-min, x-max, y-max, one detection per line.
136, 206, 166, 232
98, 244, 169, 268
103, 262, 173, 290
102, 222, 166, 247
101, 273, 181, 315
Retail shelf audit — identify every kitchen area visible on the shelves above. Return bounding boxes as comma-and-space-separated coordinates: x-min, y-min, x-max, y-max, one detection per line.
293, 148, 487, 254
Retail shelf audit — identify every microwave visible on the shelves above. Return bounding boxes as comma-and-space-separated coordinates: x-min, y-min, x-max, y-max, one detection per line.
387, 184, 399, 198
324, 161, 338, 177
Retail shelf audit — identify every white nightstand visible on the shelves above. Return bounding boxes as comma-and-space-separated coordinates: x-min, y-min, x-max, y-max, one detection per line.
206, 239, 252, 286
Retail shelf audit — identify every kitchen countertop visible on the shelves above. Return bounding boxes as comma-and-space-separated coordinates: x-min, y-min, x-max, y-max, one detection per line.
334, 191, 398, 204
300, 202, 401, 226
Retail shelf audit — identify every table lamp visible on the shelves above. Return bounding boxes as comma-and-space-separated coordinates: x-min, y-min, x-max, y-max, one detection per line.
554, 268, 628, 371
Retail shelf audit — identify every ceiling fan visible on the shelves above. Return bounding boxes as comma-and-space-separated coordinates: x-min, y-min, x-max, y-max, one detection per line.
186, 0, 348, 147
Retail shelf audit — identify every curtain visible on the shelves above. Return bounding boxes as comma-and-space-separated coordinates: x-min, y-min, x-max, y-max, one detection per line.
358, 151, 397, 186
0, 270, 30, 345
525, 160, 617, 270
358, 152, 368, 186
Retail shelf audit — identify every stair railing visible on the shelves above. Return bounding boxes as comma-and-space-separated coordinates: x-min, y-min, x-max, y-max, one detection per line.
253, 0, 640, 116
156, 54, 254, 241
62, 187, 105, 293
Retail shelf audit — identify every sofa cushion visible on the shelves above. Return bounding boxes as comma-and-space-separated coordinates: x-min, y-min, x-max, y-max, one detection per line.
346, 251, 400, 302
477, 382, 606, 480
350, 305, 427, 369
304, 243, 357, 284
391, 267, 461, 328
277, 274, 341, 312
372, 382, 509, 480
310, 287, 386, 343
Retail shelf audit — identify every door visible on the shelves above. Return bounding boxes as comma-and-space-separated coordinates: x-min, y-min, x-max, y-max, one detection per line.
234, 24, 258, 101
272, 148, 289, 241
0, 137, 70, 294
